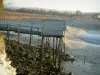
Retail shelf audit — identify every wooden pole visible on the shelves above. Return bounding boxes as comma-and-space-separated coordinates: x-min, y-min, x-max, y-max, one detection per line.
29, 34, 32, 47
46, 37, 47, 46
47, 37, 50, 47
63, 31, 66, 53
53, 37, 55, 64
29, 25, 32, 49
55, 37, 58, 68
40, 36, 44, 74
7, 24, 9, 44
58, 38, 60, 72
58, 38, 62, 72
64, 43, 65, 53
17, 24, 20, 50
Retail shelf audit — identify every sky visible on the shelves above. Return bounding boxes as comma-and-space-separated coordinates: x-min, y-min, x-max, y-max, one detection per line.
5, 0, 100, 12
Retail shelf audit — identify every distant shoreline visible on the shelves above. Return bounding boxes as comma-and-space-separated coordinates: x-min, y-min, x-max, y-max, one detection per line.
0, 11, 99, 21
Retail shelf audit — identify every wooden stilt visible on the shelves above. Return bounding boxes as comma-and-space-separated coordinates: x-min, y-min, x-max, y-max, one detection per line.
58, 38, 63, 72
53, 37, 55, 64
48, 37, 50, 47
29, 34, 32, 49
46, 37, 47, 46
7, 25, 9, 44
29, 26, 32, 49
63, 31, 66, 53
57, 38, 60, 57
40, 36, 44, 75
64, 43, 65, 53
55, 37, 58, 68
58, 38, 61, 72
17, 24, 20, 50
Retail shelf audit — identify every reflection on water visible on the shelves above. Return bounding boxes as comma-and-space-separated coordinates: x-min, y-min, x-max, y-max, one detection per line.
63, 26, 88, 49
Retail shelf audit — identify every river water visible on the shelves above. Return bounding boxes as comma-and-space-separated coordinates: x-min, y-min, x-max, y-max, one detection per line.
63, 29, 100, 75
0, 19, 100, 75
63, 20, 100, 75
3, 30, 100, 75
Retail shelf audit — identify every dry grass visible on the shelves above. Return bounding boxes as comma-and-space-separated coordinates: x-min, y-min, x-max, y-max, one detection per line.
0, 11, 60, 19
0, 11, 99, 21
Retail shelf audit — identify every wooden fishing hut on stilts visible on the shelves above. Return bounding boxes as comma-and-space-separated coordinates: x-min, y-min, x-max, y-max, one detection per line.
40, 18, 66, 73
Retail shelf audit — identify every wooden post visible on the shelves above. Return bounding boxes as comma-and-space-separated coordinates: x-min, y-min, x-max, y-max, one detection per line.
63, 31, 66, 53
40, 36, 44, 74
53, 37, 55, 64
17, 24, 20, 50
84, 50, 85, 64
58, 38, 61, 72
58, 38, 62, 72
7, 24, 9, 44
64, 43, 65, 53
47, 37, 50, 47
46, 37, 47, 47
55, 37, 58, 68
29, 33, 32, 46
29, 25, 32, 49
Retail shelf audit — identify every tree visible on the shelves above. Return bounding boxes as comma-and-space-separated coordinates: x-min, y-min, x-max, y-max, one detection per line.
0, 0, 3, 13
75, 10, 82, 16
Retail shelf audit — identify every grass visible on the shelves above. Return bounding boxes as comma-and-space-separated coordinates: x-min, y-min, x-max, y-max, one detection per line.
0, 11, 99, 20
5, 39, 65, 75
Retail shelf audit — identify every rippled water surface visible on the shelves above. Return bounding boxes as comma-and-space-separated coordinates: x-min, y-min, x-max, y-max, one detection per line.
63, 29, 100, 75
1, 19, 100, 75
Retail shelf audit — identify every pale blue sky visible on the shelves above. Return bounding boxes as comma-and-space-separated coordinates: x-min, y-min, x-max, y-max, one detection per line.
5, 0, 100, 12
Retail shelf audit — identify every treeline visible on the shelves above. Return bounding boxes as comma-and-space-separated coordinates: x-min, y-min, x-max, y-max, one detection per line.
4, 7, 82, 17
4, 7, 100, 18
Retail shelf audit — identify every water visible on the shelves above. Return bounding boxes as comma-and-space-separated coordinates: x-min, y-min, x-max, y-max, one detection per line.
63, 29, 100, 75
6, 31, 100, 75
1, 19, 100, 75
79, 33, 100, 45
63, 43, 100, 75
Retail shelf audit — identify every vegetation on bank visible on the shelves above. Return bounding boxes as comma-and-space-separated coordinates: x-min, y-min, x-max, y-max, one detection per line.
0, 0, 3, 13
5, 39, 66, 75
4, 7, 100, 19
